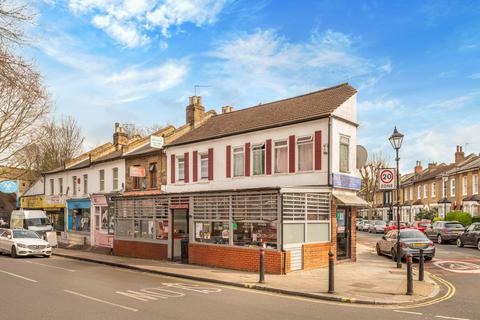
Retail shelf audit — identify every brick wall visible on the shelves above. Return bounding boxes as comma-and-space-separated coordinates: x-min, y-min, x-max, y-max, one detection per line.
125, 152, 166, 191
113, 239, 168, 260
188, 243, 284, 274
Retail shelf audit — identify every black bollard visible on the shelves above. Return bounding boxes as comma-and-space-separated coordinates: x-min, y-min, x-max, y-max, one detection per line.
406, 254, 413, 295
419, 249, 425, 281
328, 251, 335, 294
259, 244, 265, 284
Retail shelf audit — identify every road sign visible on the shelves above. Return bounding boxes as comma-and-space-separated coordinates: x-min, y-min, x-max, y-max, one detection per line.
378, 168, 396, 190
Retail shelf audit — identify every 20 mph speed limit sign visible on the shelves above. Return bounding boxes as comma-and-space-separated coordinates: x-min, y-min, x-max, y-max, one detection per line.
378, 168, 396, 190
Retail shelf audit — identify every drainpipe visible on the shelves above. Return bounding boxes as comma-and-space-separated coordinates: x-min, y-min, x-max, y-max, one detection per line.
328, 116, 332, 187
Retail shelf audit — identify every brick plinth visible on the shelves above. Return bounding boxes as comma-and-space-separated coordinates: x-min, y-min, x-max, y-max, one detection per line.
188, 243, 284, 274
113, 239, 168, 260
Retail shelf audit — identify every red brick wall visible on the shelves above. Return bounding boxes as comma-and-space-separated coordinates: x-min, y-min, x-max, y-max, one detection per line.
350, 207, 357, 262
303, 242, 332, 270
188, 243, 284, 274
113, 240, 168, 260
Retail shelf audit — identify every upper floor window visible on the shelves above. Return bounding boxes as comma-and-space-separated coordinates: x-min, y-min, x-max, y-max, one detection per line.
473, 174, 478, 194
112, 167, 119, 190
450, 178, 456, 197
252, 144, 265, 175
83, 174, 88, 194
200, 154, 209, 179
431, 182, 436, 198
417, 186, 421, 199
423, 184, 427, 199
50, 179, 54, 195
462, 176, 468, 196
404, 188, 408, 201
339, 135, 350, 173
274, 140, 288, 174
132, 165, 141, 189
177, 156, 185, 181
72, 176, 77, 196
233, 146, 244, 177
59, 178, 63, 194
99, 169, 105, 191
298, 136, 313, 172
410, 187, 413, 200
149, 163, 157, 188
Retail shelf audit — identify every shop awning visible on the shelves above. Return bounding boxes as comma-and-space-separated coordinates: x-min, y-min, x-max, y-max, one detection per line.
333, 193, 369, 207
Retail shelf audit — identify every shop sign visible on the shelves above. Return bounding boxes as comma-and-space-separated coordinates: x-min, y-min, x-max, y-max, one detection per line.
332, 173, 361, 191
150, 136, 164, 149
91, 194, 108, 206
44, 195, 66, 208
129, 166, 146, 177
378, 168, 396, 190
0, 180, 18, 194
20, 195, 45, 209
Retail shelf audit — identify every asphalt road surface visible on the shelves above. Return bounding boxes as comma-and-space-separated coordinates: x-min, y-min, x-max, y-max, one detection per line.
0, 237, 478, 320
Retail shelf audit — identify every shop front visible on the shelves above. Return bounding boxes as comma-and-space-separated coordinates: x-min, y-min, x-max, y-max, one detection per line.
91, 194, 116, 248
66, 198, 91, 245
44, 195, 66, 232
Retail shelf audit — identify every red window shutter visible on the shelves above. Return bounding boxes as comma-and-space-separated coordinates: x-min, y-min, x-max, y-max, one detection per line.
192, 151, 198, 182
208, 148, 214, 181
266, 139, 272, 175
288, 135, 295, 173
314, 131, 322, 170
226, 145, 231, 178
184, 152, 189, 183
170, 154, 175, 183
245, 143, 251, 176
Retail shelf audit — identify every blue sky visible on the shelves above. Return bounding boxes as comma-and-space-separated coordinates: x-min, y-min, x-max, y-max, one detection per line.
27, 0, 480, 172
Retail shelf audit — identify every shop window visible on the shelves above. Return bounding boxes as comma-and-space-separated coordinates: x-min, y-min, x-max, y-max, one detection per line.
307, 223, 329, 242
71, 208, 90, 232
149, 163, 157, 188
283, 223, 304, 244
195, 221, 229, 244
233, 146, 244, 177
274, 140, 288, 173
155, 219, 168, 240
116, 219, 133, 237
113, 167, 119, 190
83, 174, 88, 194
99, 169, 105, 191
339, 135, 350, 173
200, 154, 209, 179
232, 222, 277, 249
297, 136, 313, 171
72, 176, 77, 196
177, 156, 185, 181
59, 178, 63, 195
252, 144, 265, 175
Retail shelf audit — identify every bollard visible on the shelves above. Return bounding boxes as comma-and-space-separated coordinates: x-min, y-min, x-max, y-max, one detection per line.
419, 249, 425, 281
328, 251, 335, 294
406, 254, 413, 295
259, 244, 265, 284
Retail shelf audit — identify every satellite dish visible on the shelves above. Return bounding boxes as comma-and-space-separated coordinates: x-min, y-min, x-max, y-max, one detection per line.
356, 145, 368, 169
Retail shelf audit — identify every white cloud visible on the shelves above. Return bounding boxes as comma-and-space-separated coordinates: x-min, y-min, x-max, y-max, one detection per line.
469, 72, 480, 79
427, 91, 480, 110
64, 0, 227, 47
358, 98, 402, 112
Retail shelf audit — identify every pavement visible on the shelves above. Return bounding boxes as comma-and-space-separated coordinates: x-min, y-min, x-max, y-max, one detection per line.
51, 242, 440, 305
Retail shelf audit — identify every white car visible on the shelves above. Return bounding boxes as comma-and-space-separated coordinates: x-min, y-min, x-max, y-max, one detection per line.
0, 229, 52, 258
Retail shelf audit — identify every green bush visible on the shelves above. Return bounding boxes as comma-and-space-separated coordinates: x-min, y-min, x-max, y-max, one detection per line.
446, 211, 472, 227
433, 217, 444, 223
415, 208, 437, 221
472, 216, 480, 224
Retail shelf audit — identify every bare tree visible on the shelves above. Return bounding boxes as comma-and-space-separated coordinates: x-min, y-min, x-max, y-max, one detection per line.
359, 151, 390, 210
123, 123, 168, 138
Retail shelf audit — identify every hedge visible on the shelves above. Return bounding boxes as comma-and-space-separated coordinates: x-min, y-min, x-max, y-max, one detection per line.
445, 211, 472, 227
472, 216, 480, 224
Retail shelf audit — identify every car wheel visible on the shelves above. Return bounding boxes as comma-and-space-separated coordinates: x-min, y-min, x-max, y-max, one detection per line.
425, 256, 433, 261
376, 244, 382, 256
457, 237, 464, 248
11, 246, 17, 258
437, 235, 443, 244
477, 240, 480, 251
391, 249, 397, 261
43, 255, 50, 258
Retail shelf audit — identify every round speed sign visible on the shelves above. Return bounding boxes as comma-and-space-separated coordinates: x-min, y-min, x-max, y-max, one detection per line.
380, 169, 394, 184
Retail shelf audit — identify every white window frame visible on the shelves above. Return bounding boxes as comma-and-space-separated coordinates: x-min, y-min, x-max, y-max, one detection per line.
423, 184, 427, 199
83, 174, 88, 195
72, 176, 77, 196
200, 153, 209, 180
233, 146, 245, 177
431, 182, 436, 198
274, 139, 288, 174
339, 134, 350, 173
99, 169, 105, 192
450, 178, 456, 197
50, 179, 54, 195
112, 167, 119, 190
297, 135, 314, 172
462, 176, 468, 196
410, 187, 413, 201
251, 143, 266, 176
177, 156, 185, 182
417, 186, 421, 200
473, 174, 478, 194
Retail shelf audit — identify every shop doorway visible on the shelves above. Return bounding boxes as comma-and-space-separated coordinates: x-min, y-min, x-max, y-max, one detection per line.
171, 209, 189, 261
336, 207, 351, 260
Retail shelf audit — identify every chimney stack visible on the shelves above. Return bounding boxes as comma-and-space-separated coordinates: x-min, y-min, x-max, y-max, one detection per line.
428, 162, 437, 170
113, 122, 128, 150
186, 96, 206, 128
221, 105, 234, 114
455, 145, 465, 164
414, 161, 423, 174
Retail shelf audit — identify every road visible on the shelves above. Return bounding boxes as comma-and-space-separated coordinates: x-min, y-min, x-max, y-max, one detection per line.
0, 236, 477, 320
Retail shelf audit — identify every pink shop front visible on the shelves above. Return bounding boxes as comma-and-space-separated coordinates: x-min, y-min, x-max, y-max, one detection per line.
91, 193, 116, 248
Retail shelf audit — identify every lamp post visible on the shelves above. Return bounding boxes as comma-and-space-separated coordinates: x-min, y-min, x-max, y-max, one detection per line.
442, 173, 448, 218
389, 126, 404, 269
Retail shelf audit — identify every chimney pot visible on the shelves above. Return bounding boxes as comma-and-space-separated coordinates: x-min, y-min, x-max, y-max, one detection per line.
221, 105, 234, 114
186, 96, 206, 127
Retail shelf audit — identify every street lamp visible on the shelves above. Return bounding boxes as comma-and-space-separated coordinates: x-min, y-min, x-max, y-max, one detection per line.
389, 126, 404, 269
442, 173, 449, 218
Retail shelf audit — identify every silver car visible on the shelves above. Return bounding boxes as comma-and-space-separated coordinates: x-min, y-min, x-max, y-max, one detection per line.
0, 229, 52, 258
362, 220, 373, 232
425, 221, 465, 244
376, 229, 435, 261
369, 220, 386, 233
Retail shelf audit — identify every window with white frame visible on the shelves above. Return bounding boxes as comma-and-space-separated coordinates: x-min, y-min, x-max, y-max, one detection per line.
339, 135, 350, 173
423, 184, 427, 199
59, 178, 63, 195
200, 153, 209, 179
233, 146, 244, 177
417, 186, 421, 199
83, 174, 88, 194
252, 143, 265, 175
50, 179, 54, 195
404, 189, 407, 201
462, 176, 468, 196
297, 136, 313, 172
450, 178, 456, 197
99, 169, 105, 191
177, 156, 185, 181
112, 168, 119, 190
274, 140, 288, 173
473, 174, 478, 194
410, 187, 413, 200
72, 176, 77, 196
432, 182, 436, 198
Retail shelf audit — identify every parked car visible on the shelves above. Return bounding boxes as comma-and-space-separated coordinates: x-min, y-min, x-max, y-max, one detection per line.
369, 220, 387, 233
412, 221, 432, 233
362, 220, 373, 232
356, 220, 367, 230
384, 221, 407, 234
0, 229, 52, 258
456, 222, 480, 250
425, 221, 465, 244
376, 229, 435, 261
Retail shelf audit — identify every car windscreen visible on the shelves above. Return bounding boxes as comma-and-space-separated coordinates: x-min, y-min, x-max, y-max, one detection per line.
418, 223, 430, 227
445, 223, 463, 228
12, 230, 40, 239
26, 218, 50, 227
400, 230, 427, 239
375, 221, 386, 225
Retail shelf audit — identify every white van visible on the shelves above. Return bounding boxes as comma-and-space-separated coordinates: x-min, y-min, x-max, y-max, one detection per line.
10, 210, 53, 237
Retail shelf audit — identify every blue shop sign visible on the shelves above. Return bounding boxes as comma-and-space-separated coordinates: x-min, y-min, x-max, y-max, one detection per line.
67, 198, 91, 209
332, 173, 361, 191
